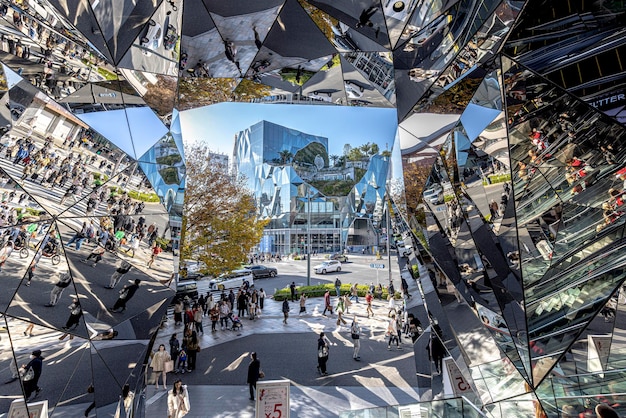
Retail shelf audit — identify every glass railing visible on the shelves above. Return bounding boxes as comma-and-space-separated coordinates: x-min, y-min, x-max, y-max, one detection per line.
339, 397, 486, 418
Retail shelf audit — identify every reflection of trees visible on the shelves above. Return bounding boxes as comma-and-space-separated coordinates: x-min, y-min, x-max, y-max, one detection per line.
182, 143, 268, 277
177, 78, 237, 111
402, 161, 431, 215
298, 0, 339, 40
427, 76, 482, 114
233, 79, 272, 101
142, 75, 177, 117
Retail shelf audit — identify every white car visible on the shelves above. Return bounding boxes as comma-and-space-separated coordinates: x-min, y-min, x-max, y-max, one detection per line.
423, 185, 444, 205
314, 260, 342, 274
209, 269, 254, 290
140, 20, 162, 56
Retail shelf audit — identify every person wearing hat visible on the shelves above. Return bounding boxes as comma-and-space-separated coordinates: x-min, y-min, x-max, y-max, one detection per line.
21, 349, 43, 401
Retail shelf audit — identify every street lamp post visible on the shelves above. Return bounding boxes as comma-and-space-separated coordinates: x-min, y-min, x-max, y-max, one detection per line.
307, 190, 312, 286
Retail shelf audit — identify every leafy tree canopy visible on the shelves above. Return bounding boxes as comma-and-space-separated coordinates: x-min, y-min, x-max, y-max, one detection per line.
181, 143, 269, 277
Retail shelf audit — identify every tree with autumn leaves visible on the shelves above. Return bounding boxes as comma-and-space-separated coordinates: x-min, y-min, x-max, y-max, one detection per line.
181, 143, 268, 277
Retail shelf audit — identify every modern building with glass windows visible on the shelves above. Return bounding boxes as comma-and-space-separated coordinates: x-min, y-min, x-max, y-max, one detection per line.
0, 0, 625, 417
234, 120, 390, 255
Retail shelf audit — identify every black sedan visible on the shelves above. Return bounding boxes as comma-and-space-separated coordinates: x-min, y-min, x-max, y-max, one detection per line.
245, 265, 278, 278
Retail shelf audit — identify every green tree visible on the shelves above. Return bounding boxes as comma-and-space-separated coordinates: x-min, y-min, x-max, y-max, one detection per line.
329, 154, 340, 166
181, 143, 269, 277
278, 150, 294, 164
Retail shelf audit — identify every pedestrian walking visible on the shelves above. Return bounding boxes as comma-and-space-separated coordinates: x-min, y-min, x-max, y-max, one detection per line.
82, 245, 105, 267
334, 277, 341, 297
169, 334, 180, 363
427, 326, 446, 375
247, 352, 261, 400
351, 316, 361, 361
322, 290, 334, 316
151, 344, 172, 390
167, 379, 190, 418
365, 291, 374, 318
335, 296, 347, 326
62, 298, 82, 331
45, 271, 72, 307
401, 277, 411, 298
113, 384, 134, 418
20, 349, 43, 401
106, 260, 132, 288
299, 293, 307, 315
258, 288, 266, 312
387, 314, 400, 350
289, 281, 296, 302
185, 331, 200, 371
109, 279, 141, 313
147, 243, 162, 268
173, 299, 184, 326
317, 332, 330, 376
0, 241, 13, 270
282, 298, 290, 324
193, 304, 203, 334
349, 283, 359, 303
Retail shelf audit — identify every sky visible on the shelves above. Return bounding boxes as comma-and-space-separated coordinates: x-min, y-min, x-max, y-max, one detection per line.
179, 102, 399, 160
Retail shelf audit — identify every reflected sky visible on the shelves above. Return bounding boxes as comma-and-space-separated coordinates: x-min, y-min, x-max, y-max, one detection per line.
179, 102, 398, 158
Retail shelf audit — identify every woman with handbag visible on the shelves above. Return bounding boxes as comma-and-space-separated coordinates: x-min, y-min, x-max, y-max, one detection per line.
21, 349, 43, 401
350, 316, 361, 361
151, 344, 172, 390
317, 332, 330, 376
114, 384, 134, 418
167, 379, 190, 418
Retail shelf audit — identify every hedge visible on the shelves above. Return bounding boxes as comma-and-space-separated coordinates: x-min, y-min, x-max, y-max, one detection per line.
273, 283, 401, 301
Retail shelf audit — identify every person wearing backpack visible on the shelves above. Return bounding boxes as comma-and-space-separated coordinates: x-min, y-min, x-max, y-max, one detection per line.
334, 277, 341, 297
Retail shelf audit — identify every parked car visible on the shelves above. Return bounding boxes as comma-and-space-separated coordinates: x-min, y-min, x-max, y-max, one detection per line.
314, 260, 342, 274
245, 264, 278, 278
140, 20, 162, 56
209, 269, 254, 290
328, 253, 348, 262
163, 24, 178, 51
175, 280, 198, 300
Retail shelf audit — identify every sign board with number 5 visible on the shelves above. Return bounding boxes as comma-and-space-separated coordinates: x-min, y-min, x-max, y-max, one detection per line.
256, 379, 290, 418
442, 357, 473, 397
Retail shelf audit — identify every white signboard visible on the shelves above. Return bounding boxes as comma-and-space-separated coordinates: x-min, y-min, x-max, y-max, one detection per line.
8, 399, 48, 418
442, 357, 472, 397
256, 379, 290, 418
398, 404, 422, 418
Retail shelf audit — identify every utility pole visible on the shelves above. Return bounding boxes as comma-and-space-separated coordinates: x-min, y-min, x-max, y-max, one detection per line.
307, 189, 312, 286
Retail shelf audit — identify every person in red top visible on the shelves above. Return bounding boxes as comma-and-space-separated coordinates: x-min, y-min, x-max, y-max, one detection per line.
365, 292, 374, 318
147, 244, 162, 268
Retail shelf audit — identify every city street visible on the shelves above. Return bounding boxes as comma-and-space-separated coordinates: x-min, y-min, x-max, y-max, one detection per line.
192, 251, 406, 297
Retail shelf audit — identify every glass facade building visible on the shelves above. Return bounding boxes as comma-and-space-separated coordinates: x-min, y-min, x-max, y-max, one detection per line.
0, 0, 624, 416
234, 120, 390, 255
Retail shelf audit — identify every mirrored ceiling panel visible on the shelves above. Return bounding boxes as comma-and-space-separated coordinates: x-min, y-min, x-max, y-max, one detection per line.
117, 0, 181, 77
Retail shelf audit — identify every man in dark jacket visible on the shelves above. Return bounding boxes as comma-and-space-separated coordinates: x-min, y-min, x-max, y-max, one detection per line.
109, 279, 141, 313
22, 349, 43, 401
247, 352, 260, 400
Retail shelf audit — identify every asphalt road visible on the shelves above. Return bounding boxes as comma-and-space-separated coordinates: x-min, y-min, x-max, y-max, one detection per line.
193, 252, 405, 297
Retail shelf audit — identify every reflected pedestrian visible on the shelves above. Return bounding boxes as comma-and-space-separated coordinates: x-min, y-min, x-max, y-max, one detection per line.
114, 384, 134, 418
106, 260, 132, 289
45, 271, 71, 307
109, 279, 141, 313
299, 293, 307, 315
62, 298, 82, 331
290, 281, 296, 302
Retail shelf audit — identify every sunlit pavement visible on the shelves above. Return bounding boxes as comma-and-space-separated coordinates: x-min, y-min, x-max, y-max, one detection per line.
146, 281, 427, 417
